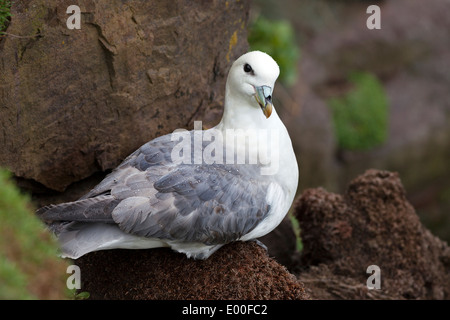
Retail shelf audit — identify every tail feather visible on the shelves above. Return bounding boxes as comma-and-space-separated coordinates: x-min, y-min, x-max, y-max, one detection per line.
36, 195, 119, 223
36, 196, 168, 259
57, 222, 167, 259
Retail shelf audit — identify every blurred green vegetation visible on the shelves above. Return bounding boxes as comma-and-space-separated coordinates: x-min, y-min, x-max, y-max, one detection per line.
0, 255, 33, 299
0, 0, 11, 34
328, 72, 388, 151
289, 212, 303, 252
0, 168, 69, 299
248, 15, 300, 87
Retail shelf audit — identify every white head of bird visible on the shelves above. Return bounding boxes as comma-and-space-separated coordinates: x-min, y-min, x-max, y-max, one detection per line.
221, 51, 281, 128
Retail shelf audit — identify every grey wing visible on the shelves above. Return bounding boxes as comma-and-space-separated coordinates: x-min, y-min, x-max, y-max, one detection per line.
80, 134, 175, 200
111, 163, 273, 245
46, 131, 273, 245
38, 134, 176, 223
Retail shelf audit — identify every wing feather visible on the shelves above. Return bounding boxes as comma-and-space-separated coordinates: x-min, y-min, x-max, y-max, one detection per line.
52, 130, 275, 245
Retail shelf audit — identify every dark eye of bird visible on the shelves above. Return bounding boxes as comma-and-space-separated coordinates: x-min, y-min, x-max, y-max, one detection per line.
244, 63, 253, 73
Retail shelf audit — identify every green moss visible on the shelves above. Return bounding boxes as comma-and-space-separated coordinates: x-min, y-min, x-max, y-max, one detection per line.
248, 16, 300, 86
0, 256, 35, 299
289, 212, 303, 252
0, 0, 11, 34
0, 168, 69, 299
328, 72, 388, 151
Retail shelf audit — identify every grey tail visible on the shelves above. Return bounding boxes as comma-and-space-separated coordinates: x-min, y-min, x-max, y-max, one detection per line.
36, 195, 120, 224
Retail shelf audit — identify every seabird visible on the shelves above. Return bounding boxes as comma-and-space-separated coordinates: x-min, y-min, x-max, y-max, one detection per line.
37, 51, 299, 259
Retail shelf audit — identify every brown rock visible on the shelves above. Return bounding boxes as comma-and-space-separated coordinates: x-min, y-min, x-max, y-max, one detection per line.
74, 241, 310, 300
0, 0, 250, 191
295, 169, 450, 299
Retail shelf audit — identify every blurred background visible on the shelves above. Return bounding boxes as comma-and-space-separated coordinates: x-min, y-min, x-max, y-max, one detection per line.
0, 0, 449, 299
247, 0, 450, 243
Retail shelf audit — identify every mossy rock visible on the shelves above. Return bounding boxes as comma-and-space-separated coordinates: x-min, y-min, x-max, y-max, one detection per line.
0, 169, 69, 299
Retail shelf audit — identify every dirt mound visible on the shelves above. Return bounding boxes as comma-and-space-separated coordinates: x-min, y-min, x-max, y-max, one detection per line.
74, 241, 309, 300
295, 169, 450, 299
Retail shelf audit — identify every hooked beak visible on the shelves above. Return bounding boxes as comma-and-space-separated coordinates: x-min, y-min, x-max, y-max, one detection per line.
254, 85, 273, 119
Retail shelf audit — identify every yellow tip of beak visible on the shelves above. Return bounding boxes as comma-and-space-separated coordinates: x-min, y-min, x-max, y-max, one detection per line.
262, 102, 273, 119
254, 86, 274, 119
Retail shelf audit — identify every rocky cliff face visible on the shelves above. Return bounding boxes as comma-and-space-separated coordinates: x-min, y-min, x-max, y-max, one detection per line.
0, 0, 249, 192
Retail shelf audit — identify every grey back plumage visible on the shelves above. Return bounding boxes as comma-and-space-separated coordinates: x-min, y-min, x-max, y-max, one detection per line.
38, 131, 274, 246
